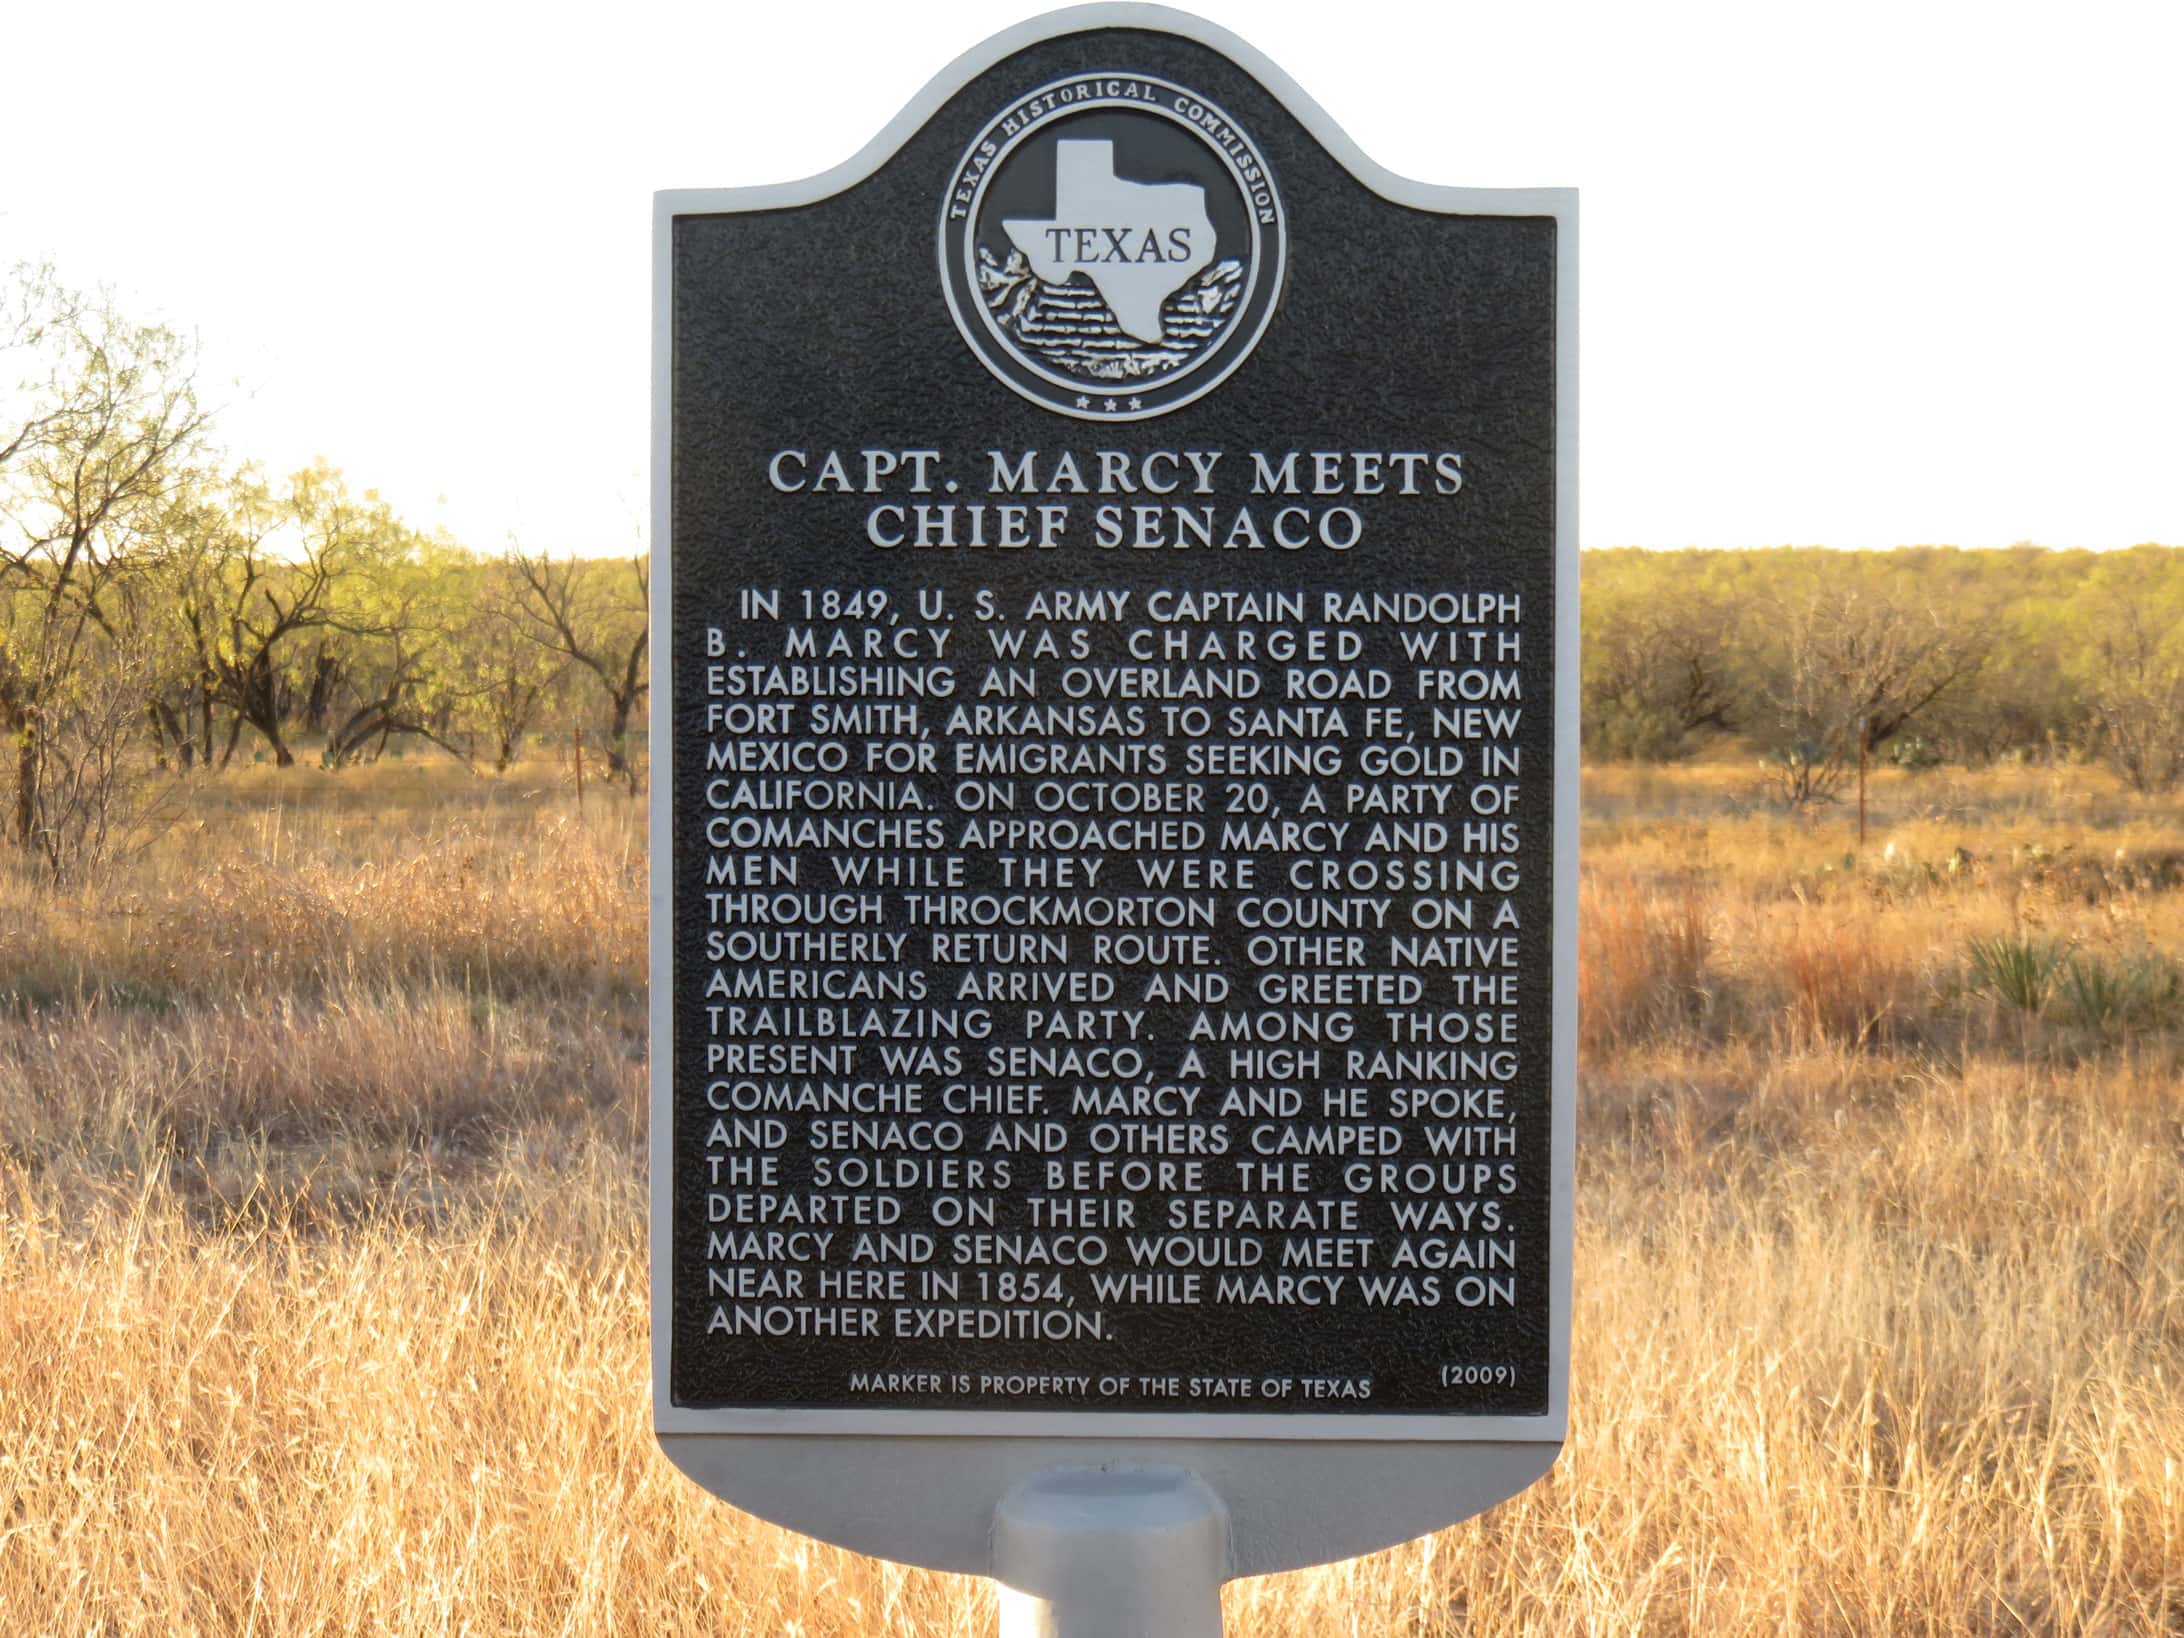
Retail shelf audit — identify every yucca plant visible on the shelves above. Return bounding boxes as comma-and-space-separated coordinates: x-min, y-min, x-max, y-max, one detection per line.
2060, 955, 2125, 1032
2059, 951, 2182, 1035
1967, 933, 2061, 1016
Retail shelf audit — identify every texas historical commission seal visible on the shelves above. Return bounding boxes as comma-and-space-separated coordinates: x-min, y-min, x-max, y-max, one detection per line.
941, 73, 1286, 420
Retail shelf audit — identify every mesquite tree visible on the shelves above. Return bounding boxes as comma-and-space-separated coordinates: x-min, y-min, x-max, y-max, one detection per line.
507, 549, 648, 787
2074, 554, 2184, 794
186, 463, 414, 768
0, 266, 206, 865
1755, 578, 1989, 809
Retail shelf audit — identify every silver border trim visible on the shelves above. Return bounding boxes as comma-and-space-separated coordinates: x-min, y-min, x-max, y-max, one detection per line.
652, 1, 1576, 1444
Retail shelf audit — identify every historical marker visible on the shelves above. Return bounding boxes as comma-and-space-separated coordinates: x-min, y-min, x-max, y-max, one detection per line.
652, 7, 1574, 1629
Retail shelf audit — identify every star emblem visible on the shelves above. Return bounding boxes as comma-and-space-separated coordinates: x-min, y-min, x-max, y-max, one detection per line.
1074, 394, 1091, 409
1104, 398, 1118, 412
1129, 397, 1143, 411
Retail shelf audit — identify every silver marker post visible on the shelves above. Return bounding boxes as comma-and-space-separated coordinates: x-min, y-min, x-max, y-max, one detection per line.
994, 1466, 1229, 1638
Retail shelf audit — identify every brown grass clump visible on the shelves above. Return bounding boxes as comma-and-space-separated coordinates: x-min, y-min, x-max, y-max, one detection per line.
0, 754, 2180, 1633
1771, 908, 1916, 1045
1578, 874, 1712, 1050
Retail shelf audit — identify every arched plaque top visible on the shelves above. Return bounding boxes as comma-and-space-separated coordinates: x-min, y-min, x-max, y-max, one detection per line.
654, 3, 1576, 223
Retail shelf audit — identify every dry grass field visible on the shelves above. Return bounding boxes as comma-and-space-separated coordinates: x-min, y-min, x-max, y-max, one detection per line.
2, 755, 2180, 1634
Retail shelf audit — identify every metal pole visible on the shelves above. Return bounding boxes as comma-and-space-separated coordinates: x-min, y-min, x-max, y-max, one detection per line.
1857, 715, 1868, 848
993, 1467, 1230, 1638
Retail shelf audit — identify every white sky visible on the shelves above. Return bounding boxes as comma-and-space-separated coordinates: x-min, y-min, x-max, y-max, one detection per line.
4, 0, 2178, 553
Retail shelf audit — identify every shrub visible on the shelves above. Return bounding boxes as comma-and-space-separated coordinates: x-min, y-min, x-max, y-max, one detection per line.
1966, 934, 2061, 1016
2057, 951, 2181, 1036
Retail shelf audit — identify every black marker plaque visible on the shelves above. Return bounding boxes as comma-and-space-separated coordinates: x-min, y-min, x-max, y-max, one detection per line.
658, 19, 1571, 1437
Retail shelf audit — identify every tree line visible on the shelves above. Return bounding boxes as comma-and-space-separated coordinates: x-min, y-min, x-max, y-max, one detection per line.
8, 265, 2182, 880
2, 267, 648, 880
1584, 544, 2184, 800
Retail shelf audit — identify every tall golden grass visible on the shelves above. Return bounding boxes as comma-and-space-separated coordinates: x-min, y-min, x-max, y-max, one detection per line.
2, 757, 2179, 1633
